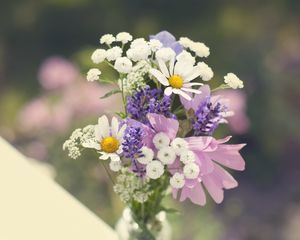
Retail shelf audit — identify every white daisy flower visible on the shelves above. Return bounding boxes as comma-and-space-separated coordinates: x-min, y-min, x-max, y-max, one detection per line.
114, 57, 132, 73
84, 115, 126, 161
149, 39, 163, 51
224, 73, 244, 89
189, 42, 210, 57
100, 34, 115, 45
157, 146, 176, 165
153, 132, 170, 149
86, 68, 101, 82
150, 55, 203, 100
170, 138, 188, 155
116, 32, 133, 44
155, 47, 176, 62
109, 159, 122, 172
183, 162, 200, 179
170, 172, 185, 189
106, 46, 122, 61
180, 150, 196, 164
146, 160, 164, 179
197, 62, 214, 81
137, 146, 154, 165
91, 49, 107, 64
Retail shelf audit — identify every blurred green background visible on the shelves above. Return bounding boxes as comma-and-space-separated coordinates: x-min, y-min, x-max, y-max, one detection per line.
1, 1, 300, 239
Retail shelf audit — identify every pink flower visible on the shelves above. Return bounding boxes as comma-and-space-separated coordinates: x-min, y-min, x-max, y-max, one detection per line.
38, 56, 79, 90
172, 136, 246, 205
19, 98, 51, 131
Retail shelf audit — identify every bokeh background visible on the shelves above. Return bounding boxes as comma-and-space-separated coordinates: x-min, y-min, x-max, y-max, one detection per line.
1, 1, 300, 239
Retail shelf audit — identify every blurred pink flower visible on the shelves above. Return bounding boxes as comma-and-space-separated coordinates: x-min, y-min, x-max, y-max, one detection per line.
19, 98, 51, 131
217, 89, 250, 134
25, 141, 48, 160
38, 56, 79, 90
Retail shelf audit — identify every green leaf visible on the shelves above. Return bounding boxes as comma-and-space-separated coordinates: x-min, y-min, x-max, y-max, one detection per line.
98, 78, 116, 84
159, 207, 180, 215
100, 89, 121, 99
115, 112, 127, 119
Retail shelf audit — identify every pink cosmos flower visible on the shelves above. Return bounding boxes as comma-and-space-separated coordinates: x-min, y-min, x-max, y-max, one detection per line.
134, 113, 246, 206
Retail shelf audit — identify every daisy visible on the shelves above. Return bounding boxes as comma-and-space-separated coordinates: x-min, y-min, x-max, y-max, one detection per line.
149, 57, 203, 100
84, 115, 126, 161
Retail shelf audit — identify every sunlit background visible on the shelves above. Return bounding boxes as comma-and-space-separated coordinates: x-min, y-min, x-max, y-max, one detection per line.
1, 1, 300, 239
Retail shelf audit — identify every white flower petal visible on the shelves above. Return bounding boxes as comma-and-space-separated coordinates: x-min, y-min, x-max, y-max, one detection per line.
117, 124, 127, 140
150, 69, 169, 86
184, 67, 202, 82
98, 115, 109, 137
183, 82, 203, 87
169, 57, 175, 75
99, 152, 110, 160
181, 88, 201, 94
173, 89, 192, 101
111, 117, 119, 137
164, 86, 173, 96
158, 59, 170, 77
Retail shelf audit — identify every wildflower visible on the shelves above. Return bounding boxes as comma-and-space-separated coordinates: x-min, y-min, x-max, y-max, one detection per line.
106, 46, 122, 61
137, 146, 154, 165
91, 49, 107, 64
84, 115, 126, 162
146, 160, 164, 179
183, 162, 200, 179
86, 68, 101, 82
224, 73, 244, 89
149, 39, 162, 51
150, 55, 203, 100
100, 34, 115, 45
157, 146, 176, 165
116, 32, 133, 44
196, 62, 214, 81
170, 138, 188, 155
114, 57, 132, 73
155, 47, 176, 62
126, 39, 151, 62
153, 132, 170, 149
179, 150, 196, 164
170, 173, 185, 189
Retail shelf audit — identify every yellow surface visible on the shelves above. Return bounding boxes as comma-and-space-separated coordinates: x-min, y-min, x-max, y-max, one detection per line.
0, 137, 118, 240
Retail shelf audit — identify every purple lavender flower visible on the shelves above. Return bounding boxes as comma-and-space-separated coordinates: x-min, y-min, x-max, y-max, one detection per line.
127, 85, 176, 125
193, 96, 227, 136
150, 31, 183, 54
122, 125, 146, 177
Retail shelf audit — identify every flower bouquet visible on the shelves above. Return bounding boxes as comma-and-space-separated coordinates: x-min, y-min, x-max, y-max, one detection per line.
63, 31, 246, 240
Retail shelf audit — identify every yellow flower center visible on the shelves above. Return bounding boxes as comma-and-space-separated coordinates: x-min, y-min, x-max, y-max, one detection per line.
100, 136, 119, 153
168, 75, 183, 89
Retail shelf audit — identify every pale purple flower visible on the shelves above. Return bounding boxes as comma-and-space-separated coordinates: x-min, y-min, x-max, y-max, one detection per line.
38, 56, 79, 90
150, 31, 183, 54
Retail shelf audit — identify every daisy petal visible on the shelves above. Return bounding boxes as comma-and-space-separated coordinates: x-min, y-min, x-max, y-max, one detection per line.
99, 153, 110, 160
158, 59, 170, 77
181, 88, 201, 94
169, 57, 175, 75
98, 115, 109, 137
173, 89, 192, 100
117, 124, 127, 140
150, 69, 169, 86
183, 82, 203, 87
164, 87, 173, 96
184, 66, 202, 82
111, 117, 119, 137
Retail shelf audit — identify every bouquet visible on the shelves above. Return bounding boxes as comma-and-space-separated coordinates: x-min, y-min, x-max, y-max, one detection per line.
63, 31, 246, 239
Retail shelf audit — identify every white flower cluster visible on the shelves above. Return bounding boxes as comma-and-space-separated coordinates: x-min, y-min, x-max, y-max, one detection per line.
179, 37, 210, 57
135, 132, 200, 188
224, 73, 244, 89
63, 125, 96, 159
119, 60, 151, 94
113, 169, 152, 203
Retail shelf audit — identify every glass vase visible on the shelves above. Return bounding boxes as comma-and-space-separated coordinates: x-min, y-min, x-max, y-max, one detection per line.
115, 208, 172, 240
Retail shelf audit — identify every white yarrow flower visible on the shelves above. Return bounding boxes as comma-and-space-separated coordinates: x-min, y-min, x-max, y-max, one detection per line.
180, 150, 196, 164
171, 138, 188, 155
109, 160, 122, 172
189, 42, 210, 57
155, 47, 176, 62
224, 73, 244, 89
126, 41, 151, 62
183, 163, 200, 179
87, 68, 101, 82
153, 132, 170, 149
179, 37, 194, 48
149, 39, 162, 51
170, 172, 185, 189
91, 49, 107, 64
176, 50, 196, 65
146, 160, 164, 179
114, 57, 132, 73
157, 146, 176, 165
196, 62, 214, 81
137, 146, 154, 165
130, 38, 147, 48
106, 46, 122, 61
116, 32, 133, 44
100, 34, 115, 45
